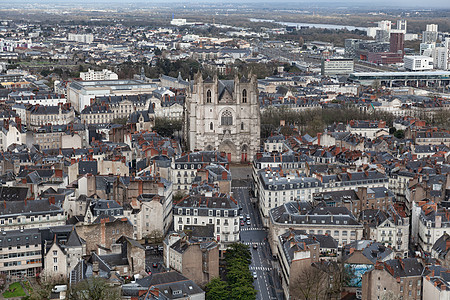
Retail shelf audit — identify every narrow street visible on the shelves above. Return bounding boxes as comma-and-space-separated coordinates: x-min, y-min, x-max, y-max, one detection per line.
232, 171, 284, 300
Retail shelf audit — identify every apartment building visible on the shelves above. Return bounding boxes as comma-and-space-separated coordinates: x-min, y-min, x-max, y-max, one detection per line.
277, 229, 339, 299
0, 229, 42, 280
269, 202, 363, 251
360, 203, 410, 257
173, 193, 240, 252
0, 199, 66, 231
27, 103, 75, 129
80, 69, 118, 81
362, 258, 423, 300
163, 233, 219, 287
171, 151, 229, 192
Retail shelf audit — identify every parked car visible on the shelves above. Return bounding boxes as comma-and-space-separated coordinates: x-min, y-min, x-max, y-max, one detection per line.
246, 220, 251, 225
152, 262, 158, 268
253, 271, 257, 279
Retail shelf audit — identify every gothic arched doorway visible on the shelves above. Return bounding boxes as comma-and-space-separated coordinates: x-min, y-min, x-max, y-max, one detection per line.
219, 140, 236, 163
241, 144, 249, 163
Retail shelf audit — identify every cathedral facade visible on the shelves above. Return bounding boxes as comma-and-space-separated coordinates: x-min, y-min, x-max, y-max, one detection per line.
184, 73, 261, 163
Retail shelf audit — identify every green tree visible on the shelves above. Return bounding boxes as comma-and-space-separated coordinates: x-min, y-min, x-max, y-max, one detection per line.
393, 130, 405, 139
226, 263, 253, 285
153, 117, 182, 137
224, 243, 251, 264
205, 278, 228, 300
229, 284, 257, 300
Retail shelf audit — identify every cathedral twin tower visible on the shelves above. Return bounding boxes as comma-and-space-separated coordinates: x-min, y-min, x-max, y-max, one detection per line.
184, 73, 261, 163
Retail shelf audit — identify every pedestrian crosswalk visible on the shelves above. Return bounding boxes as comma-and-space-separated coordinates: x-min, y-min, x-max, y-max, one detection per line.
242, 241, 266, 246
232, 186, 250, 190
240, 227, 265, 231
250, 266, 273, 271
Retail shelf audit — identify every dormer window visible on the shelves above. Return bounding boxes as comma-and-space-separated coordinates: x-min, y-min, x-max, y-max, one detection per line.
206, 90, 212, 103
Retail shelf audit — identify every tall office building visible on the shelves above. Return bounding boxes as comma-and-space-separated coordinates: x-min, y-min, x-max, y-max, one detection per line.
422, 24, 438, 44
395, 20, 407, 33
390, 32, 405, 56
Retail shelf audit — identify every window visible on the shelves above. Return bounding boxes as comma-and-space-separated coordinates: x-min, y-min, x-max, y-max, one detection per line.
241, 122, 244, 130
53, 251, 57, 256
54, 266, 58, 271
221, 110, 233, 126
54, 257, 58, 263
242, 89, 247, 103
210, 122, 213, 130
206, 90, 212, 103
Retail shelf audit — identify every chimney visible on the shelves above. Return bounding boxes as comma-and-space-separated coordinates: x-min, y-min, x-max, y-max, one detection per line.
222, 171, 227, 180
317, 133, 322, 146
92, 261, 99, 276
446, 240, 450, 251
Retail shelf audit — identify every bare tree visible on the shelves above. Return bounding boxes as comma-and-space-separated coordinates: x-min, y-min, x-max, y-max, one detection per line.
67, 277, 120, 300
290, 264, 328, 300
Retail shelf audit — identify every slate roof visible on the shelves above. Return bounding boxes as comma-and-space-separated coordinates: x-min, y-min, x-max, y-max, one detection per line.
343, 240, 393, 264
383, 258, 423, 278
0, 199, 63, 218
144, 271, 204, 299
432, 233, 450, 260
128, 108, 155, 124
271, 201, 360, 226
0, 186, 28, 201
78, 161, 98, 175
0, 228, 41, 248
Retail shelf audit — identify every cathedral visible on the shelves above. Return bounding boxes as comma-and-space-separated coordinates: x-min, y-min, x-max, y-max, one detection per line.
184, 73, 261, 163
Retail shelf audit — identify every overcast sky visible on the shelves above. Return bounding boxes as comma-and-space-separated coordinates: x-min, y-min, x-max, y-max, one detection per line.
8, 0, 450, 9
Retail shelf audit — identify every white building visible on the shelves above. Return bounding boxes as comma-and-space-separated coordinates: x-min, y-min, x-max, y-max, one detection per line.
173, 193, 240, 252
170, 19, 187, 26
80, 69, 118, 81
0, 120, 28, 151
269, 202, 364, 249
67, 33, 94, 44
433, 39, 450, 71
361, 205, 410, 257
423, 266, 450, 300
404, 56, 434, 71
67, 80, 157, 112
124, 194, 166, 240
422, 24, 439, 44
417, 203, 450, 252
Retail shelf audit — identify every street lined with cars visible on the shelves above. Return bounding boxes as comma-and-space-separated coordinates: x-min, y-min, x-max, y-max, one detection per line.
233, 178, 283, 300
